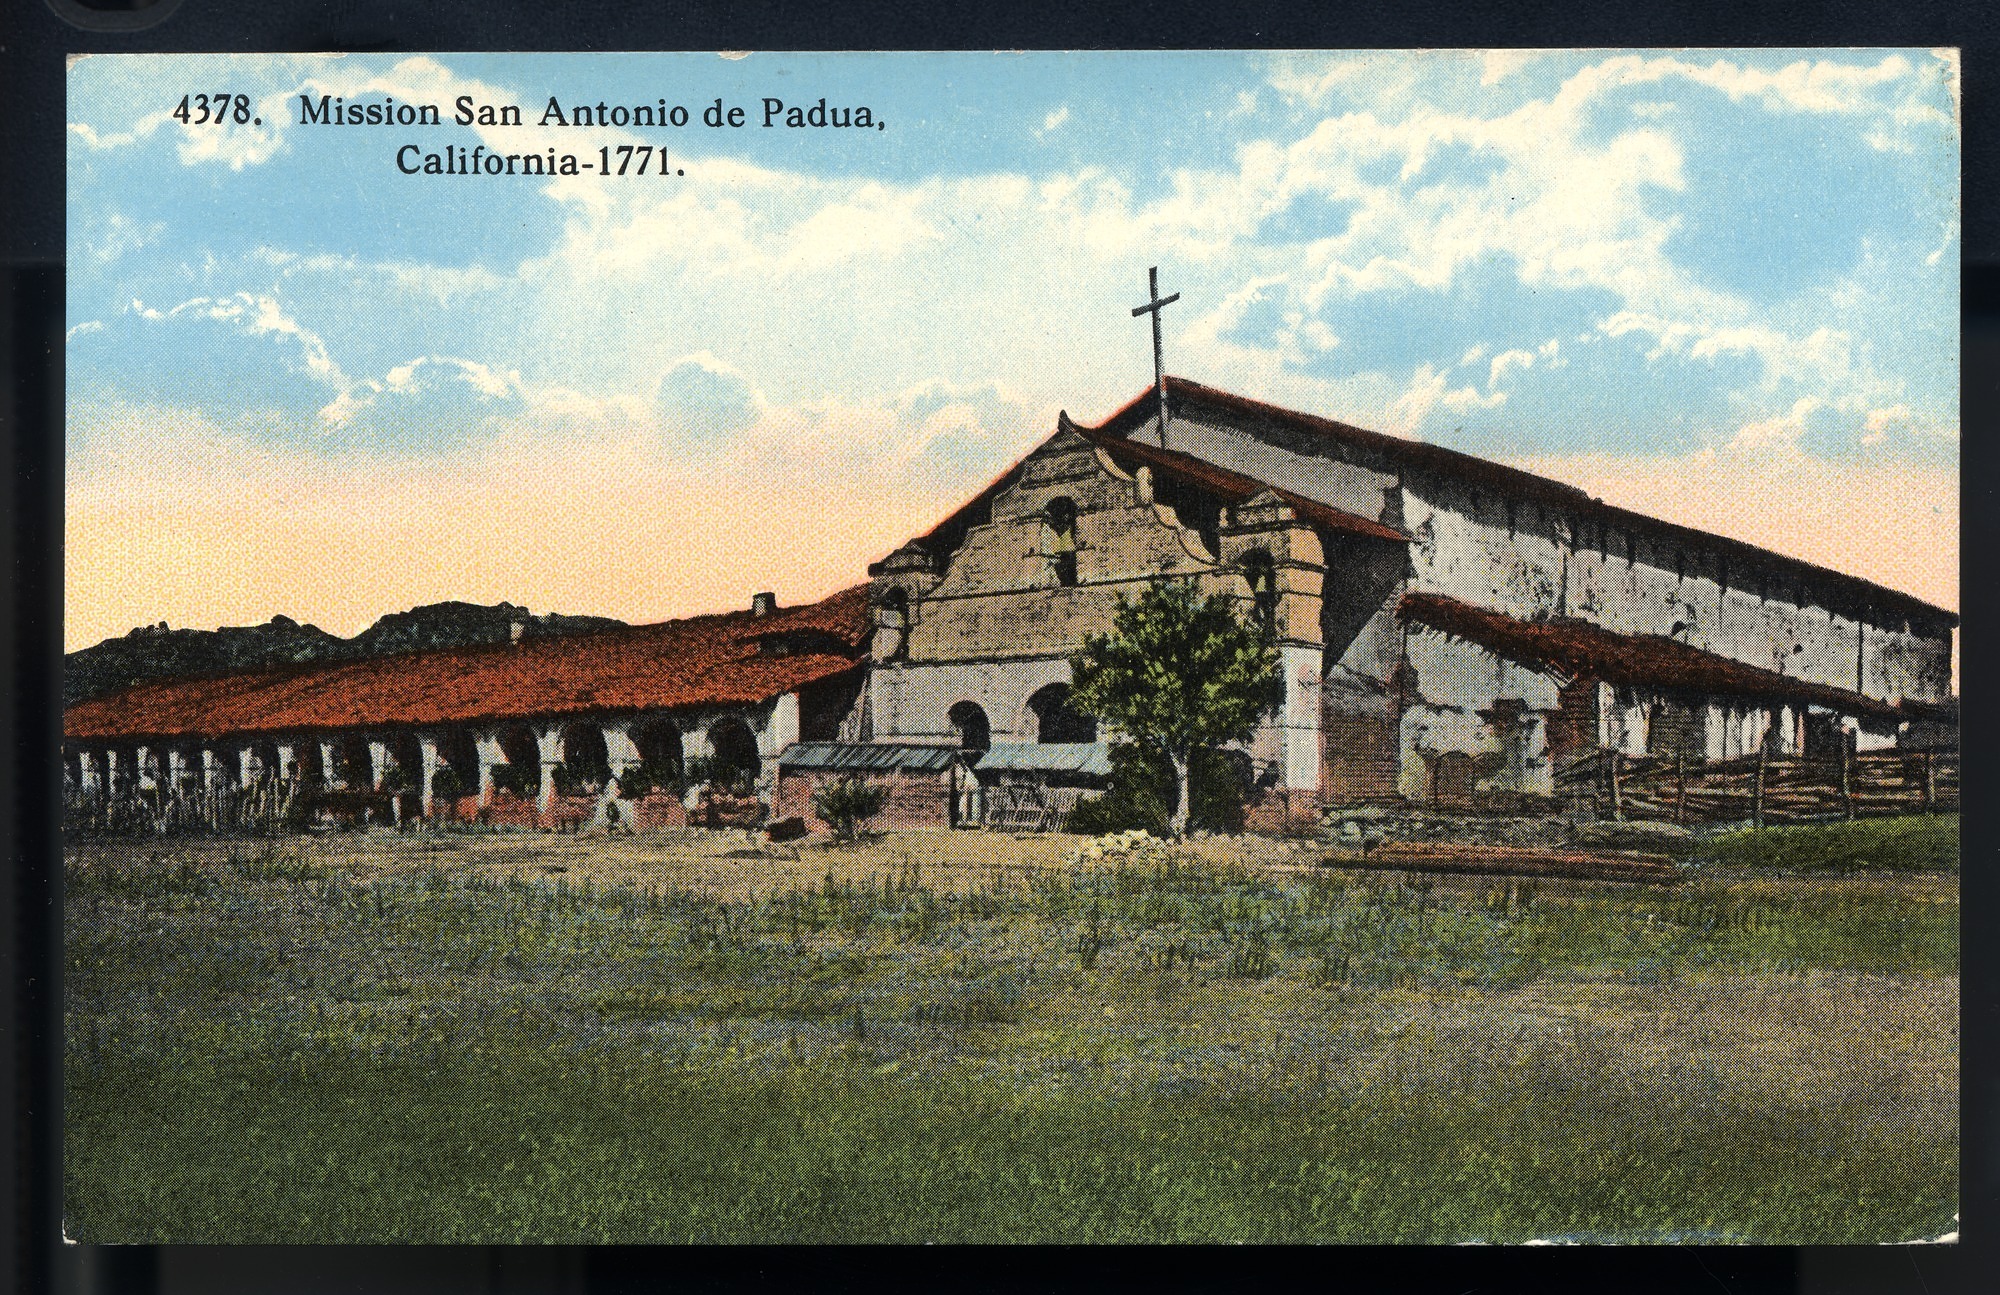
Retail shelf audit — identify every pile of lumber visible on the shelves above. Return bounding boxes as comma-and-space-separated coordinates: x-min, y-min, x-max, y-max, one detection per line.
1327, 841, 1680, 883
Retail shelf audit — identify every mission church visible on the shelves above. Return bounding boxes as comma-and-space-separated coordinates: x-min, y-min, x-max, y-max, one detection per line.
63, 282, 1957, 835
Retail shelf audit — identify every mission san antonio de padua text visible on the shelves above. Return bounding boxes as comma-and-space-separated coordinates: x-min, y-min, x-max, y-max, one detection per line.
292, 92, 884, 177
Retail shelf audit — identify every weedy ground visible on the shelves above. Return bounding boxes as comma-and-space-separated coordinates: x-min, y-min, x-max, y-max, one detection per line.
63, 818, 1957, 1244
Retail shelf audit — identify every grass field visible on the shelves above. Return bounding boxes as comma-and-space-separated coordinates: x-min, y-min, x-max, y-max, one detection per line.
64, 821, 1957, 1244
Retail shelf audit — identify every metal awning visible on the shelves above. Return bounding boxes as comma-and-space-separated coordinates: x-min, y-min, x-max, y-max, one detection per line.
776, 742, 961, 773
971, 742, 1113, 778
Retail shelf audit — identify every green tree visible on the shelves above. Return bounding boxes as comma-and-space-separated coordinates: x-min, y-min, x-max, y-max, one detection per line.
1067, 579, 1284, 839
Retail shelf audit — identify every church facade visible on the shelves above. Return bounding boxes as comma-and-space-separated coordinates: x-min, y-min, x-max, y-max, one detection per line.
852, 377, 1952, 828
63, 377, 1955, 834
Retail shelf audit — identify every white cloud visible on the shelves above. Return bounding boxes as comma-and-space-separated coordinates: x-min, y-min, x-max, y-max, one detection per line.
1040, 105, 1070, 134
1480, 50, 1539, 86
1729, 396, 1823, 450
1487, 346, 1535, 386
1388, 363, 1505, 434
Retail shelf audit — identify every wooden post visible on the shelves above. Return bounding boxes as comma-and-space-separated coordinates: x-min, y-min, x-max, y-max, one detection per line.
1839, 736, 1854, 821
1752, 745, 1766, 829
1675, 750, 1687, 825
1922, 750, 1936, 814
1609, 750, 1624, 822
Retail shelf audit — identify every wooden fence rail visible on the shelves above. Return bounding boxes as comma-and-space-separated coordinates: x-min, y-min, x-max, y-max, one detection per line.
1556, 748, 1957, 826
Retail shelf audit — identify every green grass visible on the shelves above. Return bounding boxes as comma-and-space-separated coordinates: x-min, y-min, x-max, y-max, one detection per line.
64, 831, 1957, 1244
1697, 813, 1959, 873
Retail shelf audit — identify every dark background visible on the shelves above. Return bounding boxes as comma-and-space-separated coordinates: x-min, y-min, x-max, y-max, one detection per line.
5, 2, 1992, 1291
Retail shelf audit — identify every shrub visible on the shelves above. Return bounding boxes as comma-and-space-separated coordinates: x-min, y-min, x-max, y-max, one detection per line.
428, 766, 469, 801
552, 763, 606, 798
811, 775, 889, 841
1064, 743, 1250, 837
378, 762, 416, 793
489, 763, 539, 797
615, 758, 682, 800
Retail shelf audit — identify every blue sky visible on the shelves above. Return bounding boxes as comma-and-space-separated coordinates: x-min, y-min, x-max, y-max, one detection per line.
66, 50, 1959, 649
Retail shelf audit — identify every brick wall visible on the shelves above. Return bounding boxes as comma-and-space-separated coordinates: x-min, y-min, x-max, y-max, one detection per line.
1243, 786, 1322, 835
1321, 708, 1401, 804
436, 790, 687, 831
773, 767, 955, 833
1544, 677, 1600, 765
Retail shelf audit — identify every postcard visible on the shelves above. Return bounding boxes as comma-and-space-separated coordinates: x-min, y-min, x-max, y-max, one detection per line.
62, 49, 1959, 1244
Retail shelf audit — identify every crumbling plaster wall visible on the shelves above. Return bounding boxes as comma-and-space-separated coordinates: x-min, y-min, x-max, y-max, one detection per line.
1403, 478, 1950, 706
1146, 406, 1950, 707
1396, 627, 1561, 800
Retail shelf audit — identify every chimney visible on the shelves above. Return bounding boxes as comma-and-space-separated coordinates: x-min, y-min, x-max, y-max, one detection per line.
751, 592, 778, 618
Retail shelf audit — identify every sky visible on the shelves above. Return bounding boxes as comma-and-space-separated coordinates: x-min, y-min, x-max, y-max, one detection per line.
65, 50, 1959, 653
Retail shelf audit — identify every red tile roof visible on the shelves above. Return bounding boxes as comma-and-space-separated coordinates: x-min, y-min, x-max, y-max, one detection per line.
1077, 377, 1955, 627
1396, 591, 1903, 720
65, 585, 871, 742
1068, 422, 1407, 543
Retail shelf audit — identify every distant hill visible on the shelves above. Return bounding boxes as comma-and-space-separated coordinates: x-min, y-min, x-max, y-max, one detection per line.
64, 603, 628, 707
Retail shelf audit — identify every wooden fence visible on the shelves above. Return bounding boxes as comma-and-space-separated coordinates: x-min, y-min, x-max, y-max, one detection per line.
61, 778, 414, 837
981, 781, 1092, 833
1555, 747, 1958, 827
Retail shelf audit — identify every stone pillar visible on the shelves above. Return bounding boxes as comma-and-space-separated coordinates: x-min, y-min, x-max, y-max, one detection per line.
78, 749, 102, 799
201, 747, 220, 790
475, 731, 504, 806
418, 733, 442, 817
319, 737, 342, 789
104, 748, 123, 797
367, 739, 389, 791
764, 694, 801, 787
167, 747, 188, 790
535, 725, 561, 817
274, 741, 297, 784
603, 721, 641, 777
238, 744, 256, 787
1277, 645, 1322, 791
134, 744, 155, 791
1701, 704, 1726, 761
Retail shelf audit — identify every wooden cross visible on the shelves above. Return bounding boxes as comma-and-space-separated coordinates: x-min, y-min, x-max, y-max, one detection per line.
1131, 265, 1180, 449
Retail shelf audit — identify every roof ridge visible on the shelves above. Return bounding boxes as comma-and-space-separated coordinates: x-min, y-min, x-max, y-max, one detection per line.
1069, 377, 1952, 623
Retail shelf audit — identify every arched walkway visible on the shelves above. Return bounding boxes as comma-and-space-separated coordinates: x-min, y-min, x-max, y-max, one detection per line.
496, 724, 543, 797
708, 717, 760, 792
333, 734, 374, 789
559, 723, 612, 794
632, 719, 684, 780
432, 730, 478, 796
382, 733, 421, 792
248, 738, 283, 786
204, 743, 240, 789
1027, 683, 1097, 744
295, 741, 326, 787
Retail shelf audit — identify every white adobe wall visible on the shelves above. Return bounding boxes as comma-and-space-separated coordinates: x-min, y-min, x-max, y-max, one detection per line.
1155, 408, 1949, 708
869, 657, 1075, 746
